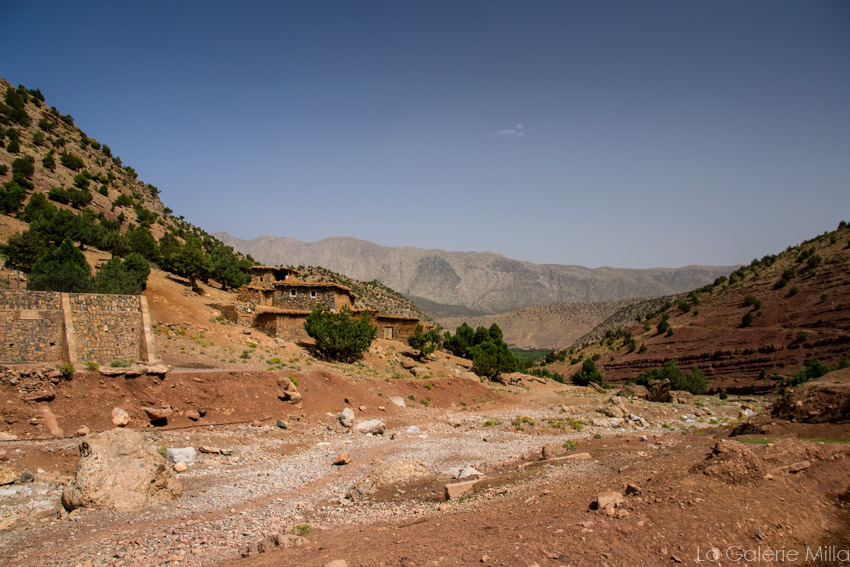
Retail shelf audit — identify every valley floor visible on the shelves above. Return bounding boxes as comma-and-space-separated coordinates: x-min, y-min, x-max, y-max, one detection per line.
1, 367, 848, 567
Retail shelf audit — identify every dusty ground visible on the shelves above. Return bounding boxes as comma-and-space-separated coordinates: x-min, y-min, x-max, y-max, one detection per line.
0, 268, 848, 567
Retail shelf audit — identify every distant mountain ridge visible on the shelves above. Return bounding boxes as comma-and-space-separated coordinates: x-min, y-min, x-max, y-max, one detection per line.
215, 232, 736, 315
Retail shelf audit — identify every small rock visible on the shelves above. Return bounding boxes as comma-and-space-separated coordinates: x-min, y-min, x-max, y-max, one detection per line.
353, 419, 385, 435
624, 483, 641, 496
142, 406, 173, 423
166, 447, 196, 466
324, 561, 348, 567
111, 407, 130, 427
389, 397, 406, 408
185, 410, 200, 421
76, 425, 91, 436
333, 452, 352, 466
358, 405, 367, 412
338, 408, 355, 428
276, 419, 289, 430
173, 461, 187, 473
406, 426, 421, 434
198, 446, 222, 454
592, 490, 625, 514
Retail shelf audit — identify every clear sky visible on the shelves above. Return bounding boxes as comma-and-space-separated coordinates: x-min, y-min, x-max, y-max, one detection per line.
2, 1, 848, 268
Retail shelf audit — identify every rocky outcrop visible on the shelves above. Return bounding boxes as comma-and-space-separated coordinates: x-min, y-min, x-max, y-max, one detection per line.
62, 428, 182, 512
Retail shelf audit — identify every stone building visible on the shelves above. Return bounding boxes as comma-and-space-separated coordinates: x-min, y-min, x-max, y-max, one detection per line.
234, 266, 422, 342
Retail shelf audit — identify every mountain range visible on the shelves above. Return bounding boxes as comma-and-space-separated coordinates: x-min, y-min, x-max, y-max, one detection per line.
215, 232, 736, 315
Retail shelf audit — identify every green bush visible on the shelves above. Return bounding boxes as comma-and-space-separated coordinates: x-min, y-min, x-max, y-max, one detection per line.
466, 324, 519, 380
571, 359, 606, 387
112, 193, 133, 207
59, 153, 84, 170
304, 306, 377, 360
48, 187, 70, 204
0, 181, 27, 214
741, 312, 755, 327
73, 171, 91, 189
634, 359, 706, 394
27, 238, 92, 293
407, 324, 442, 360
57, 362, 75, 380
42, 150, 56, 171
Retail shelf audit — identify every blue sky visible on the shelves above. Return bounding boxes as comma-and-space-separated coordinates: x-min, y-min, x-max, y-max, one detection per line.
2, 1, 849, 268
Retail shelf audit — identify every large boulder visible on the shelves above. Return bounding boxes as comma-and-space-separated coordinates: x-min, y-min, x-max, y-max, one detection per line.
62, 428, 182, 512
646, 379, 671, 403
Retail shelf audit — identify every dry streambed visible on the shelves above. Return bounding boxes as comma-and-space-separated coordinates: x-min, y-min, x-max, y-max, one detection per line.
0, 392, 747, 567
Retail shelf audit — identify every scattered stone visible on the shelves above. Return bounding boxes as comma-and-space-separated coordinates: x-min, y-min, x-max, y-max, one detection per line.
111, 407, 130, 427
324, 561, 348, 567
142, 406, 173, 423
389, 397, 406, 408
406, 425, 421, 434
672, 390, 695, 404
411, 366, 430, 378
445, 479, 480, 500
784, 460, 811, 474
588, 381, 606, 394
347, 459, 429, 500
185, 410, 200, 421
592, 490, 626, 516
455, 466, 484, 480
399, 358, 416, 370
353, 419, 385, 435
173, 461, 187, 473
276, 419, 289, 430
0, 467, 16, 485
76, 425, 90, 436
62, 428, 182, 512
339, 408, 355, 428
358, 405, 367, 412
333, 452, 352, 466
541, 443, 567, 460
166, 447, 196, 466
617, 384, 648, 399
198, 446, 223, 454
625, 483, 642, 495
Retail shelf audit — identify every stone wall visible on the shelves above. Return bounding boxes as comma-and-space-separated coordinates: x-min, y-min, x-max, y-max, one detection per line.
0, 292, 64, 362
273, 287, 338, 312
375, 316, 421, 341
0, 291, 156, 365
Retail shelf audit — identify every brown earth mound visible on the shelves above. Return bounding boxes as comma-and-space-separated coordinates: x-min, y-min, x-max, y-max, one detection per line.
770, 367, 850, 424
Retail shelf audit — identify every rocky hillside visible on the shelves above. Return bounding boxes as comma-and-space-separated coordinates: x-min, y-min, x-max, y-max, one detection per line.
215, 233, 736, 315
0, 79, 423, 318
438, 300, 643, 349
544, 223, 850, 394
0, 78, 171, 239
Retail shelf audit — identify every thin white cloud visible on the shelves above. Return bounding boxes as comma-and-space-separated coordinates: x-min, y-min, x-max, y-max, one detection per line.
495, 123, 527, 137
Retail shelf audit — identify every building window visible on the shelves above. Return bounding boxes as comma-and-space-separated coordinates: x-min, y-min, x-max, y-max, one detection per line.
310, 290, 317, 298
290, 290, 297, 297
